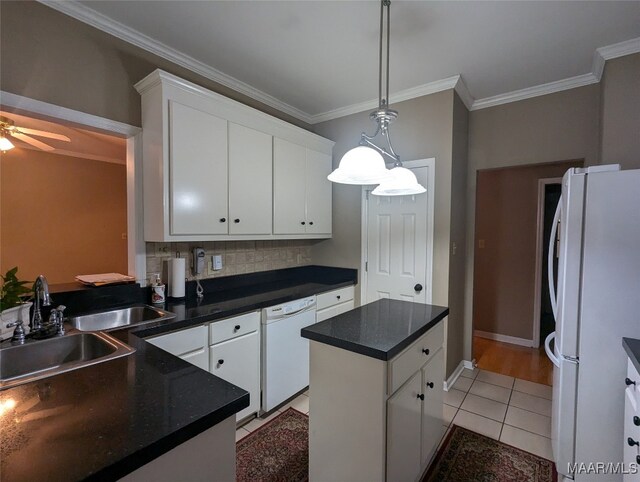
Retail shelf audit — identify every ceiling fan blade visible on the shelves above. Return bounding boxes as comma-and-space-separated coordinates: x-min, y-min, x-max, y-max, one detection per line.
11, 132, 55, 151
17, 127, 71, 142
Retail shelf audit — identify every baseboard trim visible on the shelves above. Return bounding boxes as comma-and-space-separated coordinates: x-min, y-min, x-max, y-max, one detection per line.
444, 359, 476, 391
474, 330, 535, 348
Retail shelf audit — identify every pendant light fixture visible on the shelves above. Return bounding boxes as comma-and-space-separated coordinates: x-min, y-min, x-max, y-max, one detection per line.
328, 0, 426, 196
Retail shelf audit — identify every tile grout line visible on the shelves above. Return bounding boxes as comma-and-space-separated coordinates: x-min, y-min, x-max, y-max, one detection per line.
498, 380, 516, 440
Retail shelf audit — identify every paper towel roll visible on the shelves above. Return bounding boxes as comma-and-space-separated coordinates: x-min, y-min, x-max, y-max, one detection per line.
167, 258, 186, 298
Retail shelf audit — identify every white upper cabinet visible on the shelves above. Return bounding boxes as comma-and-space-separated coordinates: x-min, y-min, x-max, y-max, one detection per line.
169, 101, 228, 236
305, 149, 332, 234
274, 138, 307, 234
273, 138, 332, 235
228, 123, 272, 235
136, 69, 334, 241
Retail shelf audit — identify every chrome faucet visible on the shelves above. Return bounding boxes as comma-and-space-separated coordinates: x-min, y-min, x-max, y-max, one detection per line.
31, 275, 51, 332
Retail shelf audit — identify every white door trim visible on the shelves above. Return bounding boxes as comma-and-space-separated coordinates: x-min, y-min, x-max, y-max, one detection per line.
360, 158, 436, 305
532, 177, 562, 348
0, 91, 147, 283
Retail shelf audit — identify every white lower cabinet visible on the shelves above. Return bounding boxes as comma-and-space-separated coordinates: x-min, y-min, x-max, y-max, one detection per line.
387, 371, 423, 481
387, 350, 444, 481
624, 359, 640, 481
309, 319, 445, 482
146, 325, 209, 371
316, 286, 355, 323
209, 312, 261, 422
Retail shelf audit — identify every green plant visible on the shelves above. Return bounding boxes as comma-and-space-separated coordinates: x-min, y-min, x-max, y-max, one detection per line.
0, 267, 32, 312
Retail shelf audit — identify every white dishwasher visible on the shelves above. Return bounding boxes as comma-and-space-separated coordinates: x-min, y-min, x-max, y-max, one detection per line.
261, 296, 316, 413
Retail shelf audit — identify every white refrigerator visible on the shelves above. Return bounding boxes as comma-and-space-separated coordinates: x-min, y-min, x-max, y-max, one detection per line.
545, 165, 640, 480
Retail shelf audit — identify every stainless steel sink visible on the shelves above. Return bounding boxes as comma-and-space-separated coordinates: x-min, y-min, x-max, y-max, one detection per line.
0, 332, 135, 390
67, 305, 175, 332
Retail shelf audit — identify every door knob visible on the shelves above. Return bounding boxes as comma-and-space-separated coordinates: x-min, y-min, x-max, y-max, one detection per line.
234, 325, 241, 331
218, 359, 224, 365
628, 437, 639, 447
422, 348, 430, 355
426, 382, 434, 389
234, 219, 240, 223
417, 394, 425, 401
626, 377, 636, 386
634, 416, 640, 426
219, 218, 226, 223
414, 284, 423, 292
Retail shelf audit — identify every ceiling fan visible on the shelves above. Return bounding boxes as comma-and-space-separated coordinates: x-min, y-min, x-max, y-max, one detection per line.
0, 115, 71, 152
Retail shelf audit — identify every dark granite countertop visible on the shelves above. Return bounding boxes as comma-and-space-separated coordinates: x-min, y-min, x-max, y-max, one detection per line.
0, 265, 357, 481
301, 299, 449, 360
623, 338, 640, 375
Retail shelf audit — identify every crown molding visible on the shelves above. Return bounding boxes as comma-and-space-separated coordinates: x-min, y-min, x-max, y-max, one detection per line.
310, 75, 461, 124
453, 76, 474, 110
470, 37, 640, 111
35, 2, 640, 120
0, 90, 141, 137
597, 37, 640, 61
470, 73, 599, 111
39, 0, 314, 125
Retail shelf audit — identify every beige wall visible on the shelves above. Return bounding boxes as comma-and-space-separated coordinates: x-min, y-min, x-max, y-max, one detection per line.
0, 1, 310, 131
463, 84, 601, 359
473, 160, 583, 340
0, 148, 127, 284
448, 93, 469, 374
312, 90, 468, 377
600, 53, 640, 169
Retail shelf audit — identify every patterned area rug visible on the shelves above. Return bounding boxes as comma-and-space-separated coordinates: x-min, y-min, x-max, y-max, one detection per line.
237, 408, 308, 482
423, 425, 557, 482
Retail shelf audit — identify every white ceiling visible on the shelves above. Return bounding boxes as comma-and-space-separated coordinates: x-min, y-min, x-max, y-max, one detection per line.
1, 111, 126, 164
59, 1, 640, 122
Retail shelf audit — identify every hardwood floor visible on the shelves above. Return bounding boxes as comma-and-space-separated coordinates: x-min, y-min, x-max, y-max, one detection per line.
473, 336, 553, 386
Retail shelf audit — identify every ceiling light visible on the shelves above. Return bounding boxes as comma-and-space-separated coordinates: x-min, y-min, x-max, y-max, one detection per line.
372, 166, 427, 196
328, 0, 426, 196
0, 135, 15, 152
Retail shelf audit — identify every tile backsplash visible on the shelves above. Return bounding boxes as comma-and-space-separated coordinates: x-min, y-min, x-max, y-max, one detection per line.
146, 240, 313, 284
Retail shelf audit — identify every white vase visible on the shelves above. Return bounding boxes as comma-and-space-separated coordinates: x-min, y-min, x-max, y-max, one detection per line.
1, 301, 33, 341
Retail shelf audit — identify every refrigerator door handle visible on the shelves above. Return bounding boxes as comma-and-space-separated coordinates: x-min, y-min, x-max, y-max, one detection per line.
548, 197, 562, 321
545, 332, 560, 367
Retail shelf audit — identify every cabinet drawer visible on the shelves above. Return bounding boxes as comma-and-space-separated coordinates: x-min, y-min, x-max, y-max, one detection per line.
388, 321, 444, 395
147, 325, 207, 357
316, 300, 355, 323
317, 286, 354, 311
210, 311, 260, 345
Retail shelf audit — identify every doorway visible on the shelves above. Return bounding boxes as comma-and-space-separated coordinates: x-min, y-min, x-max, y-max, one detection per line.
360, 158, 435, 305
533, 179, 562, 349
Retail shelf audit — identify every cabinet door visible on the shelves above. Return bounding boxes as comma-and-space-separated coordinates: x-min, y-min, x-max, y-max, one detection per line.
209, 331, 260, 421
387, 371, 423, 482
228, 123, 273, 235
421, 349, 444, 466
273, 138, 307, 234
180, 348, 209, 371
169, 101, 228, 235
305, 149, 332, 234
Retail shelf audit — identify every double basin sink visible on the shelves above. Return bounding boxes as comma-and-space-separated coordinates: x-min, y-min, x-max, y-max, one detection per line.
0, 305, 175, 390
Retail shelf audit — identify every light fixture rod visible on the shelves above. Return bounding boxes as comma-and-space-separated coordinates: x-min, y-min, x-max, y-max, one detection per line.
385, 0, 390, 107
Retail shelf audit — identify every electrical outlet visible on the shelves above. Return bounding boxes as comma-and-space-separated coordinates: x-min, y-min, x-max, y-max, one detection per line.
154, 243, 171, 257
212, 254, 222, 271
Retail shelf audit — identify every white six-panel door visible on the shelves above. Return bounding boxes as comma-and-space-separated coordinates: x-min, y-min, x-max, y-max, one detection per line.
364, 160, 434, 304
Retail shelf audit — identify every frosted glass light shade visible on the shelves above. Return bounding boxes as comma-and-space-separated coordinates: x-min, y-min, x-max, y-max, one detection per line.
371, 166, 426, 196
328, 146, 390, 185
0, 136, 15, 151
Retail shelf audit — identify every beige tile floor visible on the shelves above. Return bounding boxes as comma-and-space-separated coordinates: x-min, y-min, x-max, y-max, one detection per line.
442, 367, 554, 460
235, 369, 554, 463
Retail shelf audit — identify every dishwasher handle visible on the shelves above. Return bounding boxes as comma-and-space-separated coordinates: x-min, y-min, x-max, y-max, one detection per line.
282, 302, 316, 317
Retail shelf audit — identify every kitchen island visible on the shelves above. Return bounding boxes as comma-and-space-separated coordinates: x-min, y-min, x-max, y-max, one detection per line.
301, 299, 449, 482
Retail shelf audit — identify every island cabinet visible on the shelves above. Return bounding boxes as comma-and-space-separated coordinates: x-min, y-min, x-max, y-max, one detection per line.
135, 69, 334, 242
302, 299, 449, 482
